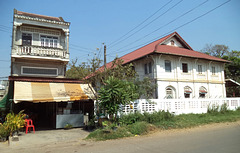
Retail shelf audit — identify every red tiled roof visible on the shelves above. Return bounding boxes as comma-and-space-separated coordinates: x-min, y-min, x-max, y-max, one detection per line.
155, 45, 229, 62
16, 10, 63, 22
85, 32, 229, 79
100, 32, 175, 70
108, 32, 228, 66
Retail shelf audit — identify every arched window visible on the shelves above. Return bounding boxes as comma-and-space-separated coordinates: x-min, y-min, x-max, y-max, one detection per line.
166, 86, 176, 99
199, 86, 207, 98
184, 86, 192, 98
170, 40, 175, 46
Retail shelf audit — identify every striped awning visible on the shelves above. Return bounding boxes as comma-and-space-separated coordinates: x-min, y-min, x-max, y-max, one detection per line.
14, 81, 95, 103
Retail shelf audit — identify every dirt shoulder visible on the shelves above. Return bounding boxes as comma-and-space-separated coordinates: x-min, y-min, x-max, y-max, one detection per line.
1, 121, 240, 153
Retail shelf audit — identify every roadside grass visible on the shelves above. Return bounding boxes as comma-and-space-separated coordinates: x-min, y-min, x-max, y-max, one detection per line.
157, 110, 240, 129
86, 108, 240, 141
86, 127, 133, 141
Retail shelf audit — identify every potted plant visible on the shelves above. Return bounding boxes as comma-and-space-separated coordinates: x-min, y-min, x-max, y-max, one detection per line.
4, 111, 25, 137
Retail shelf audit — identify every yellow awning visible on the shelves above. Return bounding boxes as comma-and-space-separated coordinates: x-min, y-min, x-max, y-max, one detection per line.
14, 81, 95, 103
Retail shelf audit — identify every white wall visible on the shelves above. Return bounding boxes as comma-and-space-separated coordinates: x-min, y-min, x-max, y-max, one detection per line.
133, 54, 226, 99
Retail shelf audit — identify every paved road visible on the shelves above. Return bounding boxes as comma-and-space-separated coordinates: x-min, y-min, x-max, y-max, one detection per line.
1, 121, 240, 153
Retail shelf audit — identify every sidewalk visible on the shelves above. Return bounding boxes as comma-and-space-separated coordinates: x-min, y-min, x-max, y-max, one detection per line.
0, 128, 90, 150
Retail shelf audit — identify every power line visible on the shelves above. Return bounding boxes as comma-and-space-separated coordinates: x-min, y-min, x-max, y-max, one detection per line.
108, 0, 173, 47
0, 24, 11, 29
111, 0, 231, 56
110, 0, 209, 55
108, 0, 183, 49
70, 43, 96, 52
0, 60, 10, 62
0, 28, 11, 34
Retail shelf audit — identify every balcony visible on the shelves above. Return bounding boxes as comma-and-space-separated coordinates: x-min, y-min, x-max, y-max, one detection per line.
12, 46, 69, 61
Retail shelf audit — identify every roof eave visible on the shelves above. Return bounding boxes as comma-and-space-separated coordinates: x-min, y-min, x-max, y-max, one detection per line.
154, 51, 230, 63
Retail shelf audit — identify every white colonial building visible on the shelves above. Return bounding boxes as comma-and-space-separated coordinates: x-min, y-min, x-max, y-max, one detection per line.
107, 32, 228, 100
103, 32, 240, 115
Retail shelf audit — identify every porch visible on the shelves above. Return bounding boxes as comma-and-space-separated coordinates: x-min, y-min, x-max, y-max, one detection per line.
121, 98, 240, 115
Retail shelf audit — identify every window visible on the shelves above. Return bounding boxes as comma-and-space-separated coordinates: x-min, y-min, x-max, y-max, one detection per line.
199, 86, 207, 98
198, 65, 202, 74
22, 66, 58, 76
212, 66, 216, 75
144, 64, 148, 74
170, 40, 175, 46
182, 63, 188, 73
148, 62, 152, 73
166, 86, 175, 99
184, 86, 192, 98
166, 88, 173, 99
22, 33, 32, 45
144, 62, 152, 74
165, 60, 171, 72
40, 35, 58, 48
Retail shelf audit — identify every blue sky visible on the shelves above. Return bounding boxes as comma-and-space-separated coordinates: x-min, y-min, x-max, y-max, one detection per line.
0, 0, 239, 78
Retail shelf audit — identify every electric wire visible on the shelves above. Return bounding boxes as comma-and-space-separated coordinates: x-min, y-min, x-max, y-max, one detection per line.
111, 0, 231, 56
108, 0, 173, 47
108, 0, 183, 49
109, 0, 209, 55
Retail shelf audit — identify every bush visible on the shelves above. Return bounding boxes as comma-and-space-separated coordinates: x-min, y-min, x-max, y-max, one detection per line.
208, 103, 229, 114
119, 110, 174, 125
127, 121, 156, 135
220, 103, 229, 113
207, 104, 220, 114
86, 127, 132, 141
3, 111, 26, 136
0, 123, 9, 139
119, 112, 143, 125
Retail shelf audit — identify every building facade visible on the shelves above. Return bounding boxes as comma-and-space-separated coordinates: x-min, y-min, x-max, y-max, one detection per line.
3, 9, 95, 129
11, 9, 70, 78
104, 32, 229, 99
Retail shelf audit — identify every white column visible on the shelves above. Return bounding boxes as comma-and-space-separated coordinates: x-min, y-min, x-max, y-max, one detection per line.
11, 25, 17, 51
176, 57, 182, 99
65, 31, 69, 53
221, 63, 226, 98
207, 61, 212, 98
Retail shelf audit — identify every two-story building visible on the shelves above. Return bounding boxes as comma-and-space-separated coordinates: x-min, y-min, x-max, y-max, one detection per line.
105, 32, 229, 100
0, 9, 96, 129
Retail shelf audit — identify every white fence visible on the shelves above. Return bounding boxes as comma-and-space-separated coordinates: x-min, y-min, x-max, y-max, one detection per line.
121, 98, 240, 115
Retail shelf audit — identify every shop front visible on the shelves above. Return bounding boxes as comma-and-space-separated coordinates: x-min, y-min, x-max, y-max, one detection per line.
10, 76, 95, 129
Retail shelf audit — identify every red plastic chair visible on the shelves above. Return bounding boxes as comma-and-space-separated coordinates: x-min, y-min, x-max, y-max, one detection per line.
25, 119, 35, 134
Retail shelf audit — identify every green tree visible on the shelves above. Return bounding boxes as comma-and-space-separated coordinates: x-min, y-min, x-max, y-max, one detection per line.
66, 57, 102, 80
201, 44, 229, 58
201, 44, 240, 97
222, 50, 240, 97
98, 76, 139, 121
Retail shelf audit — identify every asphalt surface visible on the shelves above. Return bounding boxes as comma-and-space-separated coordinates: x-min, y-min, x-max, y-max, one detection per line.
1, 121, 240, 153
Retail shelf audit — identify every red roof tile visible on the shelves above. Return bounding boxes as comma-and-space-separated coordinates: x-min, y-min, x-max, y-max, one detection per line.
85, 32, 229, 79
16, 10, 63, 22
117, 31, 228, 64
155, 45, 229, 62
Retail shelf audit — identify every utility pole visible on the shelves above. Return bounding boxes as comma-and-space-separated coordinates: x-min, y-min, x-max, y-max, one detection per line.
104, 44, 106, 71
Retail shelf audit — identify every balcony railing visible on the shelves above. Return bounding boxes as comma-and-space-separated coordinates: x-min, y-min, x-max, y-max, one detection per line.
14, 46, 69, 59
